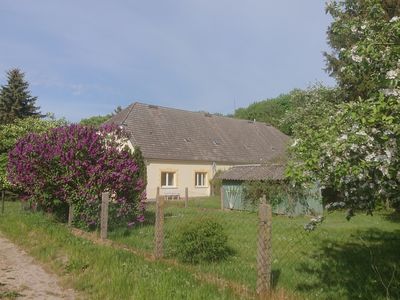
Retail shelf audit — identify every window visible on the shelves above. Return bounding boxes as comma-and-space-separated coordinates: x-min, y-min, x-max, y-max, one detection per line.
161, 172, 175, 187
195, 172, 207, 187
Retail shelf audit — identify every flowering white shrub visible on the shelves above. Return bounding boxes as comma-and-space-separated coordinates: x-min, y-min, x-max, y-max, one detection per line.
287, 0, 400, 215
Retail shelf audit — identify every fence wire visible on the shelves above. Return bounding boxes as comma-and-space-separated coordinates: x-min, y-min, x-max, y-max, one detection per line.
103, 192, 400, 300
271, 211, 400, 300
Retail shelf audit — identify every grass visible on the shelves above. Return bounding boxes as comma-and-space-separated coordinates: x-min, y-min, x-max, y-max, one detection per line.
109, 196, 400, 300
0, 290, 23, 299
1, 197, 400, 299
0, 201, 240, 300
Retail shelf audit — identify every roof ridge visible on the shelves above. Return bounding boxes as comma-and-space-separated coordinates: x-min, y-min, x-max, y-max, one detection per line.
120, 102, 137, 125
133, 101, 268, 124
231, 163, 285, 168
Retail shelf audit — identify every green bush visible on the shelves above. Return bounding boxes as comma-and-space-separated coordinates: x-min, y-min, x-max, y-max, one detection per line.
172, 219, 231, 264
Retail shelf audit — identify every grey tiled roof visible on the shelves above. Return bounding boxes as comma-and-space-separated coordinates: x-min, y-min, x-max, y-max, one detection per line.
106, 102, 289, 164
218, 164, 285, 181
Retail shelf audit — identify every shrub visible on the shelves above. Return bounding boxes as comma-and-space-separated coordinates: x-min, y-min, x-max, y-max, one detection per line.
0, 116, 65, 191
242, 180, 312, 211
209, 170, 222, 196
7, 124, 146, 229
172, 218, 231, 264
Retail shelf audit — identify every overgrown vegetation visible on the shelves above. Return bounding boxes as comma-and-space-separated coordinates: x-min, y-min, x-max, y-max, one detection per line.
107, 197, 400, 299
0, 201, 239, 300
0, 116, 66, 191
287, 0, 400, 216
235, 1, 400, 217
1, 196, 399, 299
210, 170, 223, 196
242, 180, 289, 207
7, 124, 146, 229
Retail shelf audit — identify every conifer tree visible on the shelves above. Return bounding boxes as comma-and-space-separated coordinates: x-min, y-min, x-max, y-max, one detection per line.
0, 69, 40, 124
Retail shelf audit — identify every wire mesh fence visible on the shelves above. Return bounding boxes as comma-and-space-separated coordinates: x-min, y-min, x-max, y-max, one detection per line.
28, 187, 398, 300
271, 210, 400, 299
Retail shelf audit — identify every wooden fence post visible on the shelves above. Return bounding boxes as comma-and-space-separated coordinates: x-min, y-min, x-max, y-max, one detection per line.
185, 187, 188, 208
1, 191, 4, 214
68, 203, 74, 227
256, 195, 272, 299
100, 192, 109, 240
154, 194, 165, 259
220, 186, 224, 210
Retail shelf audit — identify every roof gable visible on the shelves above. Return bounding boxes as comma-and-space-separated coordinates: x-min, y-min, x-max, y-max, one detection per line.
106, 102, 289, 164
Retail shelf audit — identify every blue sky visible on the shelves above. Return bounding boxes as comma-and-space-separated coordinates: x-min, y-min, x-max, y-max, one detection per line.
0, 1, 335, 122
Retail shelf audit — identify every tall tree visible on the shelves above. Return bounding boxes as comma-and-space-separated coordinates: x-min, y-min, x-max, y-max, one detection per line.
288, 0, 400, 215
79, 105, 125, 127
234, 90, 308, 135
324, 0, 400, 101
79, 115, 111, 127
0, 69, 40, 124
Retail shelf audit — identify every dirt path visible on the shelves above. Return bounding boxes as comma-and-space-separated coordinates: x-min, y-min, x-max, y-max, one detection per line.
0, 234, 75, 300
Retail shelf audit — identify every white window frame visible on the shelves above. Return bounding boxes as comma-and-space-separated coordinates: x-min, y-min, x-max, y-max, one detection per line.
161, 171, 176, 188
195, 172, 207, 187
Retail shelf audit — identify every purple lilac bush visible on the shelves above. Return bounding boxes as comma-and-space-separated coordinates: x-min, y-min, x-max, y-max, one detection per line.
7, 124, 146, 229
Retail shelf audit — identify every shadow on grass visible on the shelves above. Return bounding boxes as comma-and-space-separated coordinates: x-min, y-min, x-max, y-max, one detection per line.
295, 229, 400, 299
271, 269, 281, 289
108, 210, 156, 233
383, 211, 400, 223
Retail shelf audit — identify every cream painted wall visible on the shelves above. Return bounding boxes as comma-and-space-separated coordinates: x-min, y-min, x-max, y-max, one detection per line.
146, 159, 232, 199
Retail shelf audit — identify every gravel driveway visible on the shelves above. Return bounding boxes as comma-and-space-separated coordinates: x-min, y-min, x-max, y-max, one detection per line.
0, 234, 75, 299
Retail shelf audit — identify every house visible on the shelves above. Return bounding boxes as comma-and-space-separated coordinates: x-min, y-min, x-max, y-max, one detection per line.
218, 164, 323, 215
106, 102, 289, 199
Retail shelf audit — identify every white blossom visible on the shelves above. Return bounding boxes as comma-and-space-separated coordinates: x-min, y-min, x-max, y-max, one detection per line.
384, 149, 393, 161
389, 16, 400, 23
386, 69, 399, 80
381, 88, 400, 97
355, 131, 367, 136
365, 153, 375, 162
379, 166, 389, 177
291, 139, 300, 147
351, 124, 360, 131
338, 134, 348, 141
371, 128, 379, 134
384, 130, 393, 136
351, 54, 363, 63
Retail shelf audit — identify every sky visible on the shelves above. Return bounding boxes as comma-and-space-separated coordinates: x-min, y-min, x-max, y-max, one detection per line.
0, 1, 335, 122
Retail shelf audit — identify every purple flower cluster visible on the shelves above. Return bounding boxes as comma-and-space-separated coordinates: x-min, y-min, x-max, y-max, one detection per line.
7, 124, 146, 229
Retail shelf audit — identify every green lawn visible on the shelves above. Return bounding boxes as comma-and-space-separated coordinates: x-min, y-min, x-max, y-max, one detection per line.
0, 201, 239, 300
109, 197, 400, 300
1, 197, 399, 300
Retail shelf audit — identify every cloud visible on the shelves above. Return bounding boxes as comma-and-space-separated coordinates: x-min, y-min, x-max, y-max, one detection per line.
0, 0, 335, 122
